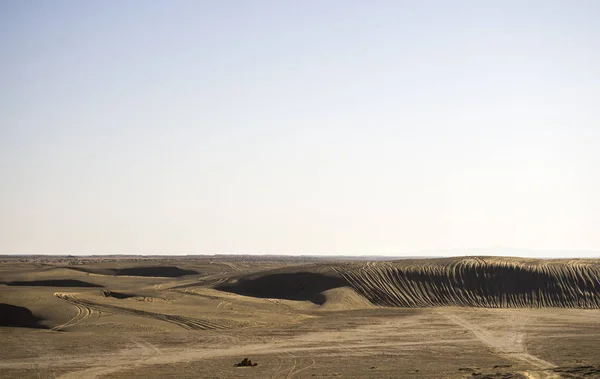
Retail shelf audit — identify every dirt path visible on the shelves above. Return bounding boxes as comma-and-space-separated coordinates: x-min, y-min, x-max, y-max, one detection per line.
440, 310, 556, 370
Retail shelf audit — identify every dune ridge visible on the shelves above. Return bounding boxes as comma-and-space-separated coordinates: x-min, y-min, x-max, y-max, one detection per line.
69, 266, 198, 277
336, 258, 600, 308
216, 258, 600, 308
0, 279, 103, 288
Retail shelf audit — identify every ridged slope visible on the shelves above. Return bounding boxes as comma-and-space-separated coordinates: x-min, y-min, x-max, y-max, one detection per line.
335, 258, 600, 308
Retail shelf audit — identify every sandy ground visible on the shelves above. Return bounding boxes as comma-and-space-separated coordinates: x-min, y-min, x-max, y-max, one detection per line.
1, 257, 599, 378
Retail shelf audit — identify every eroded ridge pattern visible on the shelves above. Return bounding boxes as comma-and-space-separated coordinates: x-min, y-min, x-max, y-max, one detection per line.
335, 258, 600, 308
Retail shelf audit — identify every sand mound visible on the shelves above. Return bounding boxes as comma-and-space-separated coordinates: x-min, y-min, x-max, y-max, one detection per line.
336, 258, 600, 308
319, 287, 375, 310
216, 271, 347, 305
1, 279, 103, 287
0, 303, 47, 329
72, 266, 198, 277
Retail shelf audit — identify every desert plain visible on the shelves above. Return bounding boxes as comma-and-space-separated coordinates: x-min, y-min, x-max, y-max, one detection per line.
1, 256, 599, 379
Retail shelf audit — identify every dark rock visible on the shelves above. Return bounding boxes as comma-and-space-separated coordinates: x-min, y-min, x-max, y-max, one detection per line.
234, 357, 258, 367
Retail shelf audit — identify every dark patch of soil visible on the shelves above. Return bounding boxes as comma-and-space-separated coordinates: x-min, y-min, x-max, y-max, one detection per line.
216, 272, 348, 305
0, 304, 48, 329
234, 358, 258, 367
72, 266, 198, 278
101, 290, 135, 299
1, 280, 103, 287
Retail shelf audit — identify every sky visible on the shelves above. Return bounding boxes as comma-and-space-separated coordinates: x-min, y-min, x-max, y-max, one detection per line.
1, 1, 599, 256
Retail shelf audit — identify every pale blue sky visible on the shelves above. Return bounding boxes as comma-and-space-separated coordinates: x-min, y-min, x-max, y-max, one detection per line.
1, 1, 599, 256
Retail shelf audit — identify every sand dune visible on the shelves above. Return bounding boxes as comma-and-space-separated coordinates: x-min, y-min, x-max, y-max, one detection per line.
217, 258, 600, 308
318, 287, 375, 310
69, 266, 198, 277
0, 279, 103, 287
53, 292, 226, 330
216, 270, 347, 305
2, 256, 600, 378
338, 258, 600, 308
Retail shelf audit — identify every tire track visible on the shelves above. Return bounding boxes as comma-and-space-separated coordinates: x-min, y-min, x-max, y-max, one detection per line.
57, 336, 161, 379
52, 293, 93, 331
285, 358, 297, 379
127, 337, 160, 358
441, 311, 555, 370
54, 293, 226, 331
288, 357, 316, 378
269, 355, 285, 379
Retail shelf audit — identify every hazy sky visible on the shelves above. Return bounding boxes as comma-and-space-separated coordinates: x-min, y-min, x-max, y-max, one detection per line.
1, 1, 599, 256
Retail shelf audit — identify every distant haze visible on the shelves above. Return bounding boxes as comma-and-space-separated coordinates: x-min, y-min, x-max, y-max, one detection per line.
1, 1, 599, 256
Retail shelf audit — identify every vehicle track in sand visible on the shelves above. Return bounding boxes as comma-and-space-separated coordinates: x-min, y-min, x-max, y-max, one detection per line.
53, 292, 226, 331
127, 337, 160, 359
269, 355, 285, 379
440, 310, 556, 370
287, 357, 316, 378
52, 293, 94, 331
7, 333, 474, 378
267, 354, 317, 379
57, 336, 161, 379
